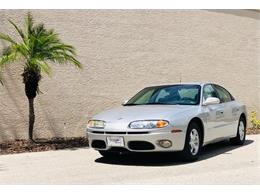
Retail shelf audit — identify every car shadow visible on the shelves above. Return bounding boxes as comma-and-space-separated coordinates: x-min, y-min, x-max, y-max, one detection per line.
94, 139, 254, 167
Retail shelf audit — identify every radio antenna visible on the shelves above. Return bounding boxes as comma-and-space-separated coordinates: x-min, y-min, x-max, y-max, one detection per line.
179, 73, 182, 83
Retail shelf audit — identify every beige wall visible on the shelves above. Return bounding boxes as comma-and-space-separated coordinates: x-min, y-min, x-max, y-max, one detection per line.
0, 10, 259, 142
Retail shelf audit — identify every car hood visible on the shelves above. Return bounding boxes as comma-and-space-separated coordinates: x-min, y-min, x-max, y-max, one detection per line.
92, 105, 197, 130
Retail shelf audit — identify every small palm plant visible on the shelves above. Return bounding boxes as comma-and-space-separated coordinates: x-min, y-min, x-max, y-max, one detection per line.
0, 12, 82, 141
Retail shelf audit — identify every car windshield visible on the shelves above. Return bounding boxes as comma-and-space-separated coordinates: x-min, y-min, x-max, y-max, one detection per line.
124, 85, 201, 106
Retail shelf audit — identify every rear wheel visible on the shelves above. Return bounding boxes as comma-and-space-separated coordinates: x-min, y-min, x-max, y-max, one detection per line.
181, 122, 202, 162
230, 116, 246, 145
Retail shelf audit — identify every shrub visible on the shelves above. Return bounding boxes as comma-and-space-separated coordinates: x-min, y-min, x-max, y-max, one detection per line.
250, 111, 260, 129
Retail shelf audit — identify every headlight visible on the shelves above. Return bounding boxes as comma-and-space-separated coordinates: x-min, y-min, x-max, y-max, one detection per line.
129, 120, 169, 129
87, 120, 106, 129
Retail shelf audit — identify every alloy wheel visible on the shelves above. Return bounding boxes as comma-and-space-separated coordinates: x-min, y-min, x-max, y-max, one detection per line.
239, 121, 245, 141
189, 129, 200, 155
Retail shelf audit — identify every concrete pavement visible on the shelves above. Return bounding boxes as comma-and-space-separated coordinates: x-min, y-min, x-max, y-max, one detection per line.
0, 135, 259, 184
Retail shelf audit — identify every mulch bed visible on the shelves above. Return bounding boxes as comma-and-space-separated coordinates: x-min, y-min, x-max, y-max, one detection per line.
0, 137, 89, 155
247, 128, 260, 135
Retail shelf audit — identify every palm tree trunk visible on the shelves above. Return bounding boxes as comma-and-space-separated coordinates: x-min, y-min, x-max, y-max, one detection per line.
28, 98, 35, 141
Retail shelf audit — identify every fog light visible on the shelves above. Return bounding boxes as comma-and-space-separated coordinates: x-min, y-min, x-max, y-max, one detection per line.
158, 140, 172, 148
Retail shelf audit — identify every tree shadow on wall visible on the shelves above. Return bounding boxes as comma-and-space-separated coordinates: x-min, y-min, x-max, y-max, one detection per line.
37, 100, 61, 138
0, 66, 27, 141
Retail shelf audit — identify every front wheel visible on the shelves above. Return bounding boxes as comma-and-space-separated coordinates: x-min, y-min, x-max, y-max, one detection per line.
181, 122, 202, 162
230, 117, 246, 145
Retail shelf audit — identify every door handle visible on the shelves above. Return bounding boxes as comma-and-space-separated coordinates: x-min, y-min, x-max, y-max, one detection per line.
216, 110, 224, 116
232, 108, 239, 113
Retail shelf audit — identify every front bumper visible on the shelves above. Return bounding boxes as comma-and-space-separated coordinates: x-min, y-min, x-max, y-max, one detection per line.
87, 130, 186, 152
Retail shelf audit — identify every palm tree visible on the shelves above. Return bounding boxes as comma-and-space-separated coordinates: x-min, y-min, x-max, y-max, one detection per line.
0, 12, 82, 141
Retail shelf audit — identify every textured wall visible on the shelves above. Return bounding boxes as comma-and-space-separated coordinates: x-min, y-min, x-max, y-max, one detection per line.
0, 10, 259, 141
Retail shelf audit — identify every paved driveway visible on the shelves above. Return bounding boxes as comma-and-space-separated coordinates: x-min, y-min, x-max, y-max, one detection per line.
0, 135, 259, 184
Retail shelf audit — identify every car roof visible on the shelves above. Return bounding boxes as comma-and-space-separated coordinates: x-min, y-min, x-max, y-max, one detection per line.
146, 82, 213, 88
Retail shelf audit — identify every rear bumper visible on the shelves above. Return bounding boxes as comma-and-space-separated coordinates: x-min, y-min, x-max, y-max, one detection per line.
87, 130, 186, 152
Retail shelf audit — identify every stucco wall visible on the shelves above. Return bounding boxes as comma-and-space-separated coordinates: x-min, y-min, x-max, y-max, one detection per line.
0, 10, 259, 141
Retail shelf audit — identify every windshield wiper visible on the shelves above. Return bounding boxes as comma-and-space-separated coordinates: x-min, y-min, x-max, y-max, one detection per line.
124, 102, 179, 106
144, 102, 174, 105
123, 103, 140, 106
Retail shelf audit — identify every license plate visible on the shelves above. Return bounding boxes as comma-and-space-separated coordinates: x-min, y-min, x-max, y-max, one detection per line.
107, 136, 124, 147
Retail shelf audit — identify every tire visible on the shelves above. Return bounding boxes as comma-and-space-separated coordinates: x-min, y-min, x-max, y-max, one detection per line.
181, 122, 202, 162
230, 116, 246, 145
98, 150, 120, 159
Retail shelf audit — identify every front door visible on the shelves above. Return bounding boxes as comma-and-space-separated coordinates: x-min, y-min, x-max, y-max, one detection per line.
201, 84, 226, 143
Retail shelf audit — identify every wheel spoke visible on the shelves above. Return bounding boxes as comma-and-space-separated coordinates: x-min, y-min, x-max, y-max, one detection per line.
239, 121, 245, 141
189, 129, 200, 155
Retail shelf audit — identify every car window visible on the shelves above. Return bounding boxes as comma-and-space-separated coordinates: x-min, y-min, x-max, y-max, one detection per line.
203, 84, 218, 101
154, 89, 169, 102
125, 85, 201, 105
178, 88, 199, 101
153, 86, 200, 105
150, 87, 181, 103
213, 85, 232, 103
134, 89, 155, 104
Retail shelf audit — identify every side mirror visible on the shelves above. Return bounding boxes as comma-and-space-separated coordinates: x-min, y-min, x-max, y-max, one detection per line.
203, 97, 220, 106
122, 100, 128, 106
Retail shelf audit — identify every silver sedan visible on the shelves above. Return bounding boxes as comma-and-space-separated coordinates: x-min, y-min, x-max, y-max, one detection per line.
86, 83, 247, 161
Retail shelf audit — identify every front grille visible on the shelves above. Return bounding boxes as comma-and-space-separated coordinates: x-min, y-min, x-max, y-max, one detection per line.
106, 132, 126, 134
128, 132, 149, 134
89, 131, 149, 135
128, 141, 155, 150
91, 131, 105, 134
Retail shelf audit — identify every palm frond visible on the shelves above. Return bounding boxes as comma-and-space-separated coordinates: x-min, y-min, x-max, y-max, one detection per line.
0, 46, 19, 65
26, 12, 34, 36
0, 32, 17, 44
0, 69, 4, 85
8, 19, 26, 43
44, 49, 82, 68
49, 44, 76, 55
30, 58, 52, 76
34, 23, 45, 38
0, 46, 20, 85
12, 44, 29, 59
